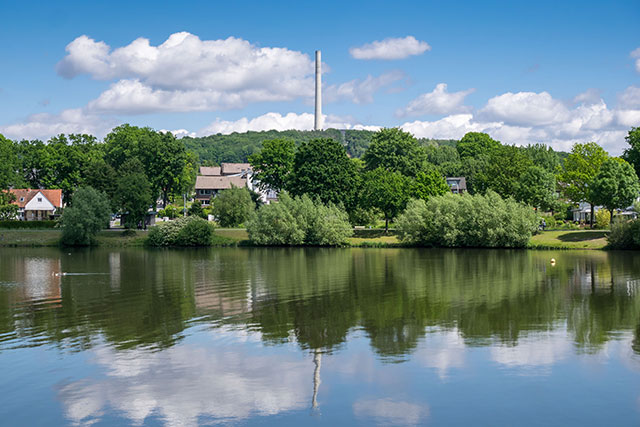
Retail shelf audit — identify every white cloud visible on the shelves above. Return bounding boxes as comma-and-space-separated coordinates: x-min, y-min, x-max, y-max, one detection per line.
349, 36, 431, 60
573, 88, 601, 105
59, 338, 311, 426
479, 91, 570, 126
618, 86, 640, 109
631, 47, 640, 73
397, 83, 475, 117
325, 71, 406, 104
58, 32, 315, 113
198, 112, 379, 136
159, 128, 196, 138
353, 398, 428, 425
0, 108, 115, 140
490, 329, 570, 371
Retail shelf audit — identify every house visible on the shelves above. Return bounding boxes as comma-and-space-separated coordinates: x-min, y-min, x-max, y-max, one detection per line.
9, 189, 63, 220
195, 163, 276, 205
445, 177, 467, 194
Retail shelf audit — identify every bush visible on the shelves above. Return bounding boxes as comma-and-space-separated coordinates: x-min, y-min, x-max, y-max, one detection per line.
247, 193, 353, 246
0, 220, 57, 229
61, 187, 111, 246
595, 209, 611, 229
158, 205, 179, 219
187, 200, 206, 219
607, 219, 640, 249
212, 186, 255, 227
396, 191, 538, 248
146, 216, 214, 246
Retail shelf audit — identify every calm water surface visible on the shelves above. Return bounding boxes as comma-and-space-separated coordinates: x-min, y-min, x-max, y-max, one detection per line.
1, 247, 639, 426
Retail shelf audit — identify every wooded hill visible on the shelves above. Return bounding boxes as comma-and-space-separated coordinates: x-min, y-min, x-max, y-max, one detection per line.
182, 128, 459, 164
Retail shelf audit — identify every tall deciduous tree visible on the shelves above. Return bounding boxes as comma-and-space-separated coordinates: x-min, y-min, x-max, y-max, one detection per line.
456, 132, 500, 159
517, 166, 556, 211
477, 145, 533, 197
212, 185, 255, 227
590, 158, 640, 223
363, 128, 425, 176
362, 167, 411, 231
61, 187, 111, 246
411, 170, 450, 201
116, 158, 152, 229
0, 134, 23, 189
557, 142, 609, 227
248, 138, 295, 192
622, 127, 640, 178
289, 138, 358, 208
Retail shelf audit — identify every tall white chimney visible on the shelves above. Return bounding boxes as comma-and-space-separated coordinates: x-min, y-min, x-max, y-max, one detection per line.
314, 50, 322, 131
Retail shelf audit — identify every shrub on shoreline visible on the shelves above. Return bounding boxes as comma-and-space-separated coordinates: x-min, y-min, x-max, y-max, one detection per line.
247, 193, 352, 246
396, 191, 538, 248
61, 187, 111, 246
146, 216, 214, 246
607, 219, 640, 249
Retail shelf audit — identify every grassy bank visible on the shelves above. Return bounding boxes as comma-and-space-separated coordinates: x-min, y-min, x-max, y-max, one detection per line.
529, 229, 609, 249
0, 227, 611, 250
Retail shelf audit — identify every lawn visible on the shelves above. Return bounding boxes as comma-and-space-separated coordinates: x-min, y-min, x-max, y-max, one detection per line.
529, 229, 609, 249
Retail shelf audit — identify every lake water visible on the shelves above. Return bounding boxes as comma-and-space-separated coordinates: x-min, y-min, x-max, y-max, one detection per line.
0, 247, 639, 426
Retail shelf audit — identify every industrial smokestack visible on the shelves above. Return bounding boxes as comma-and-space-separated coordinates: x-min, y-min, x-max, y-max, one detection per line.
314, 50, 322, 131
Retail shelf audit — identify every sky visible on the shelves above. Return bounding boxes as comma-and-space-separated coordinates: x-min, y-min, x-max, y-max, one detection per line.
0, 0, 639, 153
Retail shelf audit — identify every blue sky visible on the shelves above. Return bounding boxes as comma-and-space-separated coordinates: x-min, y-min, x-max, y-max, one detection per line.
0, 0, 638, 152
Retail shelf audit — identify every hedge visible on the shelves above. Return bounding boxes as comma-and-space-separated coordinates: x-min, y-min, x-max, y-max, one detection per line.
0, 220, 57, 229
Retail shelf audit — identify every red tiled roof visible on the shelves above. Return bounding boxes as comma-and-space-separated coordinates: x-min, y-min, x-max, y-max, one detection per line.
8, 189, 63, 208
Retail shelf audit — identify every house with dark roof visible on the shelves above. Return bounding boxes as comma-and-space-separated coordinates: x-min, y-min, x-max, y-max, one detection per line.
8, 189, 63, 220
196, 164, 277, 205
445, 177, 467, 194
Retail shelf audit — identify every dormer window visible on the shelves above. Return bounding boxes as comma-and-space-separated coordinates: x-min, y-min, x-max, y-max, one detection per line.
20, 197, 24, 202
38, 197, 42, 202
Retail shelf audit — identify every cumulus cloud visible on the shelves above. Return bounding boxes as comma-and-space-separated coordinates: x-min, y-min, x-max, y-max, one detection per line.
0, 108, 115, 140
397, 83, 475, 117
58, 32, 315, 113
349, 36, 430, 60
478, 91, 570, 126
325, 71, 406, 104
617, 86, 640, 109
631, 47, 640, 73
198, 112, 379, 136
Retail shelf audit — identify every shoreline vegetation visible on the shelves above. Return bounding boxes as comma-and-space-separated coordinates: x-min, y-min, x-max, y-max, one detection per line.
0, 227, 612, 250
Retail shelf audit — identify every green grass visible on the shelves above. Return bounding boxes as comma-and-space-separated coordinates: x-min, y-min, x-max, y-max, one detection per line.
0, 229, 62, 246
529, 230, 609, 249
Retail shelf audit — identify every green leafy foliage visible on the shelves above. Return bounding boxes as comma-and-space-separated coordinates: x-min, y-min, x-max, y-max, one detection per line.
517, 166, 557, 210
116, 158, 152, 228
0, 191, 19, 220
607, 219, 640, 249
158, 205, 180, 219
456, 132, 500, 159
396, 191, 538, 247
0, 220, 56, 229
288, 138, 358, 208
590, 158, 640, 223
211, 186, 255, 227
146, 216, 215, 247
248, 138, 295, 192
362, 128, 425, 176
60, 187, 111, 246
622, 127, 640, 178
0, 134, 23, 189
247, 193, 352, 245
187, 199, 206, 219
361, 168, 411, 230
411, 169, 450, 201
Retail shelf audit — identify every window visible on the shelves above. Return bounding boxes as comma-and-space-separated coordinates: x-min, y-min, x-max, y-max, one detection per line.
38, 197, 42, 202
20, 197, 24, 202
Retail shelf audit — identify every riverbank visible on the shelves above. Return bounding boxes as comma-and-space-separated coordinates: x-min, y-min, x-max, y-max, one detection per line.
0, 228, 610, 249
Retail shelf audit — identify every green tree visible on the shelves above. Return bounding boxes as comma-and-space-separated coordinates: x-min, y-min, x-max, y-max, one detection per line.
590, 158, 640, 223
517, 166, 556, 211
411, 169, 450, 201
456, 132, 500, 159
41, 134, 100, 204
477, 145, 533, 197
116, 158, 152, 229
362, 128, 425, 176
248, 138, 295, 192
288, 138, 358, 207
362, 168, 411, 231
16, 139, 48, 188
212, 186, 255, 227
187, 199, 206, 219
104, 125, 189, 207
622, 127, 640, 178
60, 187, 111, 245
83, 158, 118, 210
0, 191, 18, 220
558, 142, 609, 228
0, 134, 23, 189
